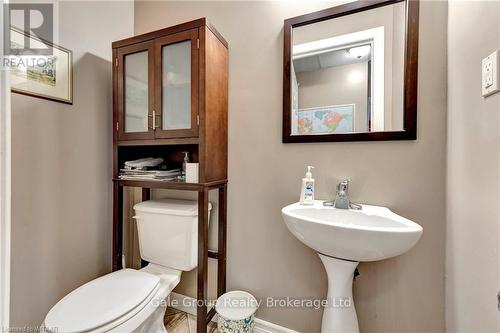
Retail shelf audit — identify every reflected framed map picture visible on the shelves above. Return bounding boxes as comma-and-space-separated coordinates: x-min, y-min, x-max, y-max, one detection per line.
295, 104, 355, 135
8, 27, 73, 104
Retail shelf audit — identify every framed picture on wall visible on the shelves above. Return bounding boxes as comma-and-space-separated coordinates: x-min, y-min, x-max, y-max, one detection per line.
295, 104, 355, 135
8, 27, 73, 104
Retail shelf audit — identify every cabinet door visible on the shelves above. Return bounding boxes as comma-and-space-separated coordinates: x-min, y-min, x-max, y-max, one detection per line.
117, 41, 155, 141
154, 29, 199, 139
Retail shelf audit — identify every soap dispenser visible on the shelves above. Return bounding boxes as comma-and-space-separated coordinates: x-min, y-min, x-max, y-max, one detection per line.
182, 152, 190, 176
300, 166, 315, 205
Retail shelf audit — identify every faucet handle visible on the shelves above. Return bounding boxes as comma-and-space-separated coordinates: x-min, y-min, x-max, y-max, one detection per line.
337, 177, 351, 192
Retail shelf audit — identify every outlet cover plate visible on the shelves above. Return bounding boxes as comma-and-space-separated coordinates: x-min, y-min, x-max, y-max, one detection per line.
482, 50, 500, 97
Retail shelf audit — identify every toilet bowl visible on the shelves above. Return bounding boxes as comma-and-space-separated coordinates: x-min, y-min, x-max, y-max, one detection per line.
42, 199, 211, 333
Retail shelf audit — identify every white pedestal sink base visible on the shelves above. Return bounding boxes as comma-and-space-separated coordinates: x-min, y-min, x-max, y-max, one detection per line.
319, 254, 359, 333
282, 201, 423, 332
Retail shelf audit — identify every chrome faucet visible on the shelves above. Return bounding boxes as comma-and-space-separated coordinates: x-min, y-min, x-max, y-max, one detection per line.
324, 178, 362, 210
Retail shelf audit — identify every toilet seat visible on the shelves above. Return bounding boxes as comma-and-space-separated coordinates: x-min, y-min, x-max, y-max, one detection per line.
44, 269, 160, 333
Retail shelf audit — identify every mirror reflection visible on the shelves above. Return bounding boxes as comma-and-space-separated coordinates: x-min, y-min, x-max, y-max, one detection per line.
290, 2, 405, 135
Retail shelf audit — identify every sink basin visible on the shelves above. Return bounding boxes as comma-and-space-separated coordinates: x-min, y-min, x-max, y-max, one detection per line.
282, 200, 422, 262
281, 200, 423, 333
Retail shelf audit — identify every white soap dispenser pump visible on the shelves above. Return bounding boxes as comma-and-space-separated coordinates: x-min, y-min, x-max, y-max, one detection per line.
300, 166, 315, 205
182, 152, 190, 176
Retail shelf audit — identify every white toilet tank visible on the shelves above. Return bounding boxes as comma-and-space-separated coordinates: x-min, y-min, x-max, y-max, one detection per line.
133, 198, 212, 271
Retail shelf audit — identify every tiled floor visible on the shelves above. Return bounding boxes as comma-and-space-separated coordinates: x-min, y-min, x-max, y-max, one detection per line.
164, 307, 218, 333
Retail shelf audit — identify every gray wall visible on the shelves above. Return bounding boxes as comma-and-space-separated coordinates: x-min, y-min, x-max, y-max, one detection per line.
134, 1, 448, 332
296, 62, 369, 132
446, 1, 500, 331
10, 1, 133, 327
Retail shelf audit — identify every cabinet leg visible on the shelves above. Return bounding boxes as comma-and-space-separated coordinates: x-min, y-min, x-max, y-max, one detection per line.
197, 189, 209, 333
141, 188, 151, 268
218, 184, 227, 297
112, 184, 123, 271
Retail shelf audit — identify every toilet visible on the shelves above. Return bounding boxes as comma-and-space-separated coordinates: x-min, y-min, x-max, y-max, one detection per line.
42, 198, 211, 333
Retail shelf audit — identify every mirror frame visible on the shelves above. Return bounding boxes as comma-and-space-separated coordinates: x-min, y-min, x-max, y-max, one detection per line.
283, 0, 419, 143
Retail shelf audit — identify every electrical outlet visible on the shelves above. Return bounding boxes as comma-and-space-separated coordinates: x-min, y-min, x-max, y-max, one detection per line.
482, 50, 500, 97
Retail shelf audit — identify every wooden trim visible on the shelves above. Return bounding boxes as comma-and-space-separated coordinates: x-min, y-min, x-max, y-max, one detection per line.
217, 184, 227, 297
117, 137, 199, 146
11, 89, 74, 105
112, 18, 228, 50
198, 26, 207, 183
206, 21, 229, 49
197, 189, 209, 333
403, 0, 419, 140
282, 0, 419, 143
140, 188, 151, 268
284, 0, 402, 27
208, 250, 218, 259
199, 26, 229, 182
112, 48, 119, 179
112, 178, 227, 191
153, 28, 199, 139
206, 308, 216, 324
117, 40, 156, 141
112, 183, 123, 271
112, 18, 206, 48
282, 18, 292, 144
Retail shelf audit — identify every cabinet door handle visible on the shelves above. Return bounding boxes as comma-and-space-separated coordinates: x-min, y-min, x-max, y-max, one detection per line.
148, 110, 160, 130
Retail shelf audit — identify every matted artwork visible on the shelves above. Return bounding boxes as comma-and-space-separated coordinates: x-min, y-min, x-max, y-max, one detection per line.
9, 27, 73, 104
296, 104, 355, 135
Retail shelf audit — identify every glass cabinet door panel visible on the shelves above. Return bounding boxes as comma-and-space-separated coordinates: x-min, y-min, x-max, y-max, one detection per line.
162, 40, 191, 130
124, 51, 149, 133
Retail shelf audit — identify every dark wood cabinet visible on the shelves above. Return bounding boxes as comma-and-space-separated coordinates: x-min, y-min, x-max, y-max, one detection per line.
114, 20, 227, 149
111, 18, 228, 333
154, 28, 199, 139
112, 18, 228, 183
116, 40, 155, 141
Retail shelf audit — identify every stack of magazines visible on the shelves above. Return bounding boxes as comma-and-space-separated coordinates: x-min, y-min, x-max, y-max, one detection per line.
119, 157, 181, 181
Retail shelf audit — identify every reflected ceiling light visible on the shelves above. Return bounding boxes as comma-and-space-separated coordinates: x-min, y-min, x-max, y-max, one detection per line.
348, 70, 363, 84
348, 45, 371, 59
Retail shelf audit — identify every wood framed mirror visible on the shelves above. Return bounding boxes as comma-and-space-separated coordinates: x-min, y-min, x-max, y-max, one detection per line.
283, 0, 419, 143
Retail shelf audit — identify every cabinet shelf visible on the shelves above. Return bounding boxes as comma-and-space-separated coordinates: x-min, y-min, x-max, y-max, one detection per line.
117, 137, 199, 147
113, 178, 227, 191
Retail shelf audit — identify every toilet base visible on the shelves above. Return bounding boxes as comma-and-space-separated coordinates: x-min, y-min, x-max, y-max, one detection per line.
111, 299, 168, 333
111, 265, 181, 332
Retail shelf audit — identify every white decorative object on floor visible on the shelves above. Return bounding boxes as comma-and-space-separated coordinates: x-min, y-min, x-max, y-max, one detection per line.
42, 199, 211, 333
281, 200, 423, 333
215, 290, 259, 333
169, 292, 300, 333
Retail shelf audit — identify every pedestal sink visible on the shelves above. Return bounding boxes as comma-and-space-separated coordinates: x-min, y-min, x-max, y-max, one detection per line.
281, 200, 423, 333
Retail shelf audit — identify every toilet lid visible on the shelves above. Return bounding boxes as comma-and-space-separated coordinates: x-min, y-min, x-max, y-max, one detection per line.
44, 269, 160, 333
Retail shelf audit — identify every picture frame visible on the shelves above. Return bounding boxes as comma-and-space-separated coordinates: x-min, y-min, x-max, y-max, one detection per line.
283, 0, 419, 143
294, 104, 356, 135
9, 26, 73, 104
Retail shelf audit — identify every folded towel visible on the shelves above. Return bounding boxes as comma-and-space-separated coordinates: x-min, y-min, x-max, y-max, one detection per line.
124, 157, 164, 169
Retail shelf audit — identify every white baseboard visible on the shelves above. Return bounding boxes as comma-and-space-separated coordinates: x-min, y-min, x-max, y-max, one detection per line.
169, 292, 209, 317
169, 292, 300, 333
253, 318, 300, 333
